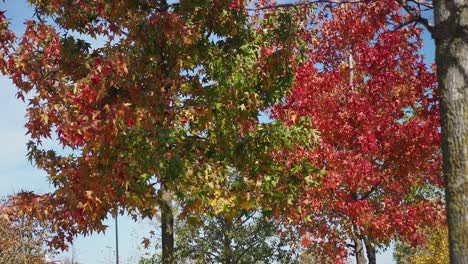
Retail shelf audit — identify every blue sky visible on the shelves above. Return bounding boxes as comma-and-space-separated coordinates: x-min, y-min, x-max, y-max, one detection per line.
0, 1, 435, 263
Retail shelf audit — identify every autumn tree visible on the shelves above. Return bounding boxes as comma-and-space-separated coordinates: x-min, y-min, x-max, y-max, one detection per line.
394, 227, 449, 264
0, 195, 54, 264
274, 1, 444, 263
0, 1, 315, 263
255, 0, 466, 262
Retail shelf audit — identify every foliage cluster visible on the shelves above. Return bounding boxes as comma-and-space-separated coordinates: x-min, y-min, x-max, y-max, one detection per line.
394, 227, 449, 264
0, 197, 53, 264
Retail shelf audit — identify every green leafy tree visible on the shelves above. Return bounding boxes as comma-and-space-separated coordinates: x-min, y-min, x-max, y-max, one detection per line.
139, 211, 297, 264
175, 213, 295, 264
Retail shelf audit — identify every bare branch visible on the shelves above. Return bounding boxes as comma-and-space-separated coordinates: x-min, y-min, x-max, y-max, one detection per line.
390, 17, 419, 32
396, 0, 434, 33
409, 0, 433, 9
347, 242, 357, 248
246, 0, 367, 11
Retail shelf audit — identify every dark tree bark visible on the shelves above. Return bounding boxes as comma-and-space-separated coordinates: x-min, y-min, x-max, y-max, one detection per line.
354, 238, 367, 264
160, 181, 174, 264
364, 239, 376, 264
433, 1, 468, 263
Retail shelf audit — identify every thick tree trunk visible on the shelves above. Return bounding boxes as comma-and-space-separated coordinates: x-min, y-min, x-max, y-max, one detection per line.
160, 181, 174, 264
354, 238, 367, 264
364, 239, 376, 264
433, 1, 468, 263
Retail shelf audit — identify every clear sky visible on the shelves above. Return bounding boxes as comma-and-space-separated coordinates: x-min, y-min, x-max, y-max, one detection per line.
0, 1, 435, 263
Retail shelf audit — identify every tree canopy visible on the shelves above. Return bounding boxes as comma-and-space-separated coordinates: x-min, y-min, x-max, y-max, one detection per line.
0, 0, 316, 252
0, 196, 54, 264
1, 0, 465, 263
274, 1, 444, 262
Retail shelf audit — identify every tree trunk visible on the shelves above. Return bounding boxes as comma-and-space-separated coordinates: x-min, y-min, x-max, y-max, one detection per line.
159, 0, 175, 262
222, 217, 233, 264
433, 1, 468, 263
364, 239, 376, 264
160, 181, 174, 264
354, 238, 367, 264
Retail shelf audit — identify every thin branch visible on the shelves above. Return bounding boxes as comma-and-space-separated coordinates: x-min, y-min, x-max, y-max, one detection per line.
246, 0, 367, 11
390, 18, 419, 32
187, 134, 207, 141
358, 184, 379, 201
409, 0, 433, 9
246, 0, 435, 35
396, 0, 434, 34
236, 212, 256, 229
347, 242, 356, 248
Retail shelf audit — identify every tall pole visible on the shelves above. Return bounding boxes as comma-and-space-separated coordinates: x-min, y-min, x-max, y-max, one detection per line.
349, 52, 354, 88
115, 215, 119, 264
348, 52, 367, 264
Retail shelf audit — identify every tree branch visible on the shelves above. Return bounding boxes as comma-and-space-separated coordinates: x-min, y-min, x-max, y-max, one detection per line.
409, 0, 433, 9
246, 0, 367, 11
358, 184, 379, 201
247, 0, 435, 35
390, 17, 419, 32
396, 0, 434, 34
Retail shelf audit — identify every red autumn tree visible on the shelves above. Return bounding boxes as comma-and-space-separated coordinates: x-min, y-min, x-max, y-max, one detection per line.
274, 2, 444, 263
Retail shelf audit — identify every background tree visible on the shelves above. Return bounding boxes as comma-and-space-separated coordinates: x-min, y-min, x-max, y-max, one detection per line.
274, 2, 444, 263
0, 195, 54, 264
394, 227, 449, 264
299, 251, 331, 264
139, 212, 296, 264
175, 213, 295, 264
